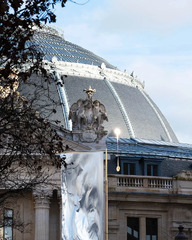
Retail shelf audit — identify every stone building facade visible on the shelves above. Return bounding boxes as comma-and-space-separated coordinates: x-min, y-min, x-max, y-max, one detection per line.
107, 138, 192, 240
1, 26, 192, 240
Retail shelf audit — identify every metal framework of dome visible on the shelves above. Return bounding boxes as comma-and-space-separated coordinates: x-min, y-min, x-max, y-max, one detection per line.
27, 26, 116, 69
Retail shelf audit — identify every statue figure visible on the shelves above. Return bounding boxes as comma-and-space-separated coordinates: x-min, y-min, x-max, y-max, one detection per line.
76, 99, 86, 130
68, 87, 108, 142
83, 86, 96, 101
93, 100, 108, 130
69, 99, 86, 130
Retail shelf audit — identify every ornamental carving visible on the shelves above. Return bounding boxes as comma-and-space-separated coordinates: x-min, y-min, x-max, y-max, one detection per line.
174, 170, 192, 180
69, 86, 108, 143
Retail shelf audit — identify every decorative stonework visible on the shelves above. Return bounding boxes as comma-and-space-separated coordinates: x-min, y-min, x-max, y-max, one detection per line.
174, 170, 192, 180
69, 86, 108, 142
33, 189, 52, 207
51, 61, 145, 90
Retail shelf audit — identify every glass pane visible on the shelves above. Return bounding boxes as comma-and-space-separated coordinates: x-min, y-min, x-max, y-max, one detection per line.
147, 164, 158, 176
123, 163, 128, 175
127, 217, 139, 240
123, 163, 135, 175
4, 219, 12, 227
4, 209, 13, 240
146, 218, 158, 240
4, 209, 13, 218
147, 165, 152, 176
4, 226, 12, 240
127, 226, 132, 234
130, 163, 135, 175
146, 235, 150, 240
153, 165, 158, 176
133, 230, 138, 238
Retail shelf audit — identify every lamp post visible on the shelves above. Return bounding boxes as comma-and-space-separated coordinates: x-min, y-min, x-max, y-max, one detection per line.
105, 149, 108, 240
105, 128, 120, 240
114, 128, 121, 172
175, 225, 188, 240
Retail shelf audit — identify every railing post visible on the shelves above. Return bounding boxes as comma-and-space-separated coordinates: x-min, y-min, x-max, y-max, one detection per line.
143, 178, 148, 188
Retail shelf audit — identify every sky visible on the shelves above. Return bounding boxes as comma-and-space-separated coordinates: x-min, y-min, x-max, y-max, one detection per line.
51, 0, 192, 144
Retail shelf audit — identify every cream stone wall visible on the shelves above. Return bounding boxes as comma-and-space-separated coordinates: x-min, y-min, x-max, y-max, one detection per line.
10, 190, 61, 240
0, 186, 61, 240
12, 193, 34, 240
2, 171, 192, 240
108, 175, 192, 240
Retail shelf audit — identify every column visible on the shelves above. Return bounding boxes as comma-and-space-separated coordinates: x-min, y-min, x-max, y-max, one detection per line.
58, 190, 62, 240
140, 217, 146, 240
33, 190, 52, 240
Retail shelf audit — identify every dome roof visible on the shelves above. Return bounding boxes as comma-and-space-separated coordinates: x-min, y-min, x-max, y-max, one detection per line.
28, 26, 116, 70
24, 27, 178, 143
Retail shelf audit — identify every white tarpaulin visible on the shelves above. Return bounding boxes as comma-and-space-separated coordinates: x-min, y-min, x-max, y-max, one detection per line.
61, 152, 104, 240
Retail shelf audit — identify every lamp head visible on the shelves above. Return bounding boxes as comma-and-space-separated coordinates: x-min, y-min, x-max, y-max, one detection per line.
116, 165, 120, 172
114, 128, 121, 138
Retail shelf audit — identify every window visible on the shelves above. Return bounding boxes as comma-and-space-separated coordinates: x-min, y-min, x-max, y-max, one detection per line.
127, 217, 139, 240
146, 218, 158, 240
144, 160, 162, 176
121, 158, 139, 175
127, 217, 158, 240
123, 163, 136, 175
147, 164, 158, 176
3, 209, 13, 240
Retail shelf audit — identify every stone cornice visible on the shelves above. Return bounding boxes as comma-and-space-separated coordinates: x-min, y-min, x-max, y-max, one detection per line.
43, 60, 144, 90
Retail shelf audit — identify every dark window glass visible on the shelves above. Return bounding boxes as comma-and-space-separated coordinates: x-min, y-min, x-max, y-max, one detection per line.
147, 165, 151, 175
4, 209, 13, 240
127, 217, 139, 240
123, 163, 136, 175
130, 163, 135, 175
147, 164, 158, 176
153, 165, 158, 176
124, 163, 128, 174
146, 218, 158, 240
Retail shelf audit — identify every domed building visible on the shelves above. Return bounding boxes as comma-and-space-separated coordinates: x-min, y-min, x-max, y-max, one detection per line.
25, 26, 178, 143
2, 26, 192, 240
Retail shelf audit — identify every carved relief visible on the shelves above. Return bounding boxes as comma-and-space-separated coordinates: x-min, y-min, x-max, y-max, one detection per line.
69, 86, 108, 142
33, 189, 52, 207
174, 170, 192, 180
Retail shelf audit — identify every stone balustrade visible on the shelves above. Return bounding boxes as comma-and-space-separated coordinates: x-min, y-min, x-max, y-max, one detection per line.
108, 174, 192, 195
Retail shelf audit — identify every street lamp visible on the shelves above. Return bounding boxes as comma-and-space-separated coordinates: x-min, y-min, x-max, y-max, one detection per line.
114, 128, 121, 172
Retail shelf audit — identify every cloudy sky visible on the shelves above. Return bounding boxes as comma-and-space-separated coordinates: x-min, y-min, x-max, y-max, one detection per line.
51, 0, 192, 144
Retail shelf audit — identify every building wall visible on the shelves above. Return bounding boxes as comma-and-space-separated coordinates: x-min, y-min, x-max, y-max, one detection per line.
108, 188, 192, 240
0, 190, 61, 240
0, 192, 34, 240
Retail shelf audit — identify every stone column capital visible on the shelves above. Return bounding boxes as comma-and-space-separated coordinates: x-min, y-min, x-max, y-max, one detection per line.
33, 189, 52, 208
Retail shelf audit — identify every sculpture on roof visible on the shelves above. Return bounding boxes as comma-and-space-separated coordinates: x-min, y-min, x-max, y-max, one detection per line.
83, 86, 96, 100
174, 170, 192, 180
69, 86, 108, 143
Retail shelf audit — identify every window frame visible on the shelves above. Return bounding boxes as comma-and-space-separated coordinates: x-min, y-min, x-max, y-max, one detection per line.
126, 215, 159, 240
3, 208, 13, 240
143, 159, 162, 176
120, 158, 139, 175
127, 217, 140, 240
146, 217, 158, 240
